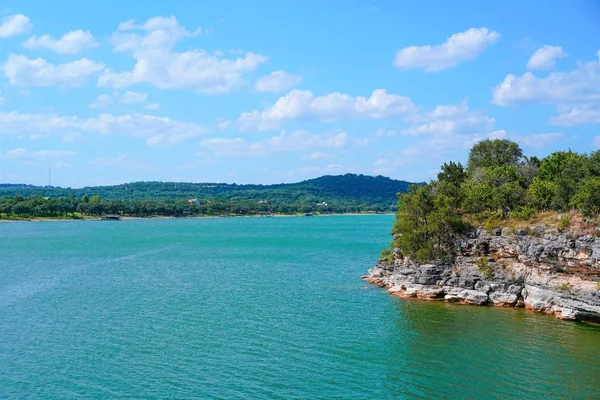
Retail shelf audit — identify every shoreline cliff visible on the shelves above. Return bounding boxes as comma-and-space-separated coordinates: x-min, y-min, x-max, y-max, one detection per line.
364, 226, 600, 322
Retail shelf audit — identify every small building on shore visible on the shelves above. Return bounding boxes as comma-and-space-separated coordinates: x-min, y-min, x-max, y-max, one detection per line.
101, 215, 121, 220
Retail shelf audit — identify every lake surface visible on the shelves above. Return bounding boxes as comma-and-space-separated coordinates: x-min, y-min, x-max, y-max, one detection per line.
1, 216, 600, 399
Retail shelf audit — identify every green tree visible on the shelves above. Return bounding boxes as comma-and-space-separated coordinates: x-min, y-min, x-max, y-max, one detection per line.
393, 184, 467, 263
526, 177, 555, 211
466, 139, 524, 173
571, 177, 600, 218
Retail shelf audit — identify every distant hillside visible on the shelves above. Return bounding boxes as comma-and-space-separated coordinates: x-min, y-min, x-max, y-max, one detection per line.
0, 174, 419, 209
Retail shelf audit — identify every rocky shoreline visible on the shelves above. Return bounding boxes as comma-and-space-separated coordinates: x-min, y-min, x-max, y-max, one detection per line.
363, 227, 600, 322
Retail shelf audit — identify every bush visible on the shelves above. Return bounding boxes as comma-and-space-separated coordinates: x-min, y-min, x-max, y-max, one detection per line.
475, 257, 494, 279
510, 206, 535, 221
557, 216, 571, 231
380, 247, 393, 262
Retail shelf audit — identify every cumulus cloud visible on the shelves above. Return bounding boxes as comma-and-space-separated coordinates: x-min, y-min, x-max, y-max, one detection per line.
550, 104, 600, 126
200, 130, 348, 156
0, 111, 210, 146
3, 54, 105, 87
238, 89, 416, 131
493, 50, 600, 106
393, 27, 500, 72
89, 91, 149, 108
527, 45, 567, 70
89, 154, 128, 167
255, 71, 303, 92
2, 148, 76, 159
89, 94, 112, 109
120, 91, 147, 104
0, 14, 32, 38
512, 132, 564, 148
494, 50, 600, 125
98, 16, 267, 93
302, 152, 331, 160
23, 30, 99, 54
403, 101, 495, 135
144, 103, 160, 110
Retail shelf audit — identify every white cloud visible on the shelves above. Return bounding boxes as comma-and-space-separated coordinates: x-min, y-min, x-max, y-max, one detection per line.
89, 154, 127, 167
550, 105, 600, 126
238, 89, 416, 131
594, 136, 600, 149
90, 94, 112, 109
90, 91, 150, 108
144, 103, 160, 110
512, 132, 564, 148
216, 119, 231, 131
493, 50, 600, 106
3, 54, 105, 87
403, 101, 494, 135
393, 27, 500, 72
302, 152, 330, 160
23, 30, 98, 54
527, 45, 567, 70
98, 16, 267, 93
375, 128, 396, 137
201, 130, 348, 156
0, 14, 32, 38
2, 148, 76, 159
278, 164, 351, 178
120, 91, 147, 104
52, 161, 71, 168
0, 111, 210, 146
255, 71, 303, 92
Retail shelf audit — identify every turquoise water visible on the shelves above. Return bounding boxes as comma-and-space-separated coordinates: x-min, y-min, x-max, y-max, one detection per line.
1, 216, 599, 399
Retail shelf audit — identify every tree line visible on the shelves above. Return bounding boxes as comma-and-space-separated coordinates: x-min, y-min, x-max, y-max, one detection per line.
0, 194, 395, 219
390, 139, 600, 263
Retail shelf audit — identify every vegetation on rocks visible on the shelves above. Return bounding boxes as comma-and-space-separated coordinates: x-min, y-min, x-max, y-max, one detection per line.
392, 139, 600, 262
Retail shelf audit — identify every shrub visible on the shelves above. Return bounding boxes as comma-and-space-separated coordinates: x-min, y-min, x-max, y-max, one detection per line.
557, 216, 571, 231
380, 247, 393, 262
475, 257, 494, 279
555, 283, 573, 293
510, 206, 535, 221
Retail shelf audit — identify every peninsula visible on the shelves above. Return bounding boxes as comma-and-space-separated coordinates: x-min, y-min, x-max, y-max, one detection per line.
365, 139, 600, 322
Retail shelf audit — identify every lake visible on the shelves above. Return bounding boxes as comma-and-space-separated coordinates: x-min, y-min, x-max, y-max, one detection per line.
1, 216, 599, 399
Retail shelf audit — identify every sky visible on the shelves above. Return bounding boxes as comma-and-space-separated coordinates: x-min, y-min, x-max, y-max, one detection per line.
0, 0, 599, 187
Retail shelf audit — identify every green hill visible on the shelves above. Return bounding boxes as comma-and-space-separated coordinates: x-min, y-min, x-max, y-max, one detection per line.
0, 174, 421, 217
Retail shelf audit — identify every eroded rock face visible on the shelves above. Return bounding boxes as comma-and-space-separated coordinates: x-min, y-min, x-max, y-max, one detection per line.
363, 228, 600, 322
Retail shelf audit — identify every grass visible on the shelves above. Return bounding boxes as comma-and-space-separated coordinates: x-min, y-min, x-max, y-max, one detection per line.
556, 282, 574, 293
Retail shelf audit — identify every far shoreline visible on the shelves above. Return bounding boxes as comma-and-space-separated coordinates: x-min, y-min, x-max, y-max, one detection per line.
0, 212, 395, 223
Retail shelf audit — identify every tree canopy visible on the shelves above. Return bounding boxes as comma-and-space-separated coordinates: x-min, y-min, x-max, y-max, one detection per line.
391, 139, 600, 263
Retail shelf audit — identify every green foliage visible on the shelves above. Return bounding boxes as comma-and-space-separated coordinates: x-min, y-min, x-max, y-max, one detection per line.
509, 206, 535, 221
386, 138, 600, 264
0, 175, 421, 219
475, 257, 494, 279
392, 184, 468, 263
466, 139, 524, 172
380, 247, 394, 262
526, 177, 555, 211
571, 177, 600, 218
555, 283, 573, 293
462, 165, 525, 216
557, 216, 571, 231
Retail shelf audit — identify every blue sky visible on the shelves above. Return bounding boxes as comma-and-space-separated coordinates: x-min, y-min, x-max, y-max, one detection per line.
0, 0, 599, 187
